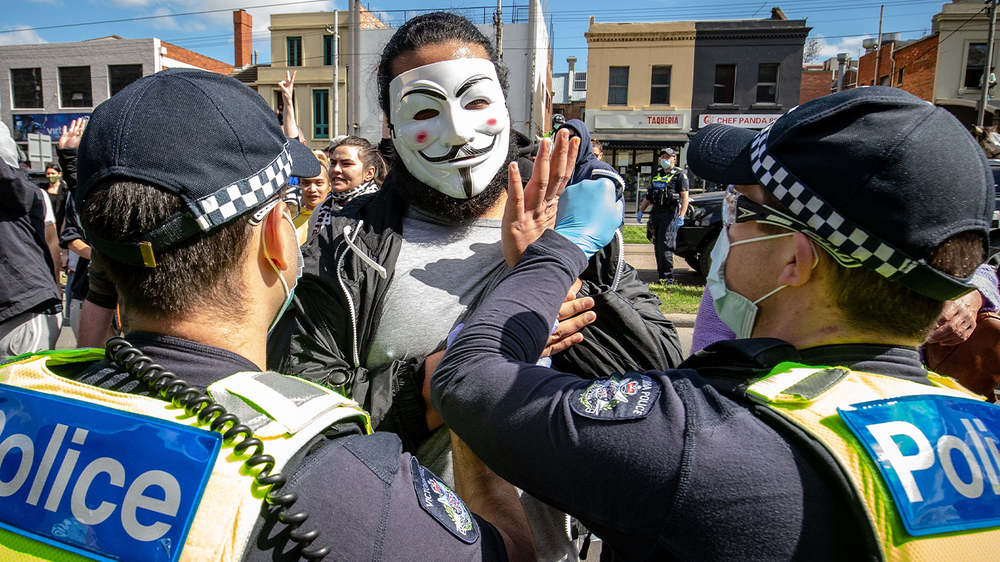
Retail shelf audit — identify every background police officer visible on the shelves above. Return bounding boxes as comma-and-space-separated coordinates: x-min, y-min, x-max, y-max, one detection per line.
433, 87, 1000, 561
637, 148, 689, 283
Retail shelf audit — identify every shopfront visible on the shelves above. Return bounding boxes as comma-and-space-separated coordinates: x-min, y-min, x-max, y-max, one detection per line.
587, 109, 691, 206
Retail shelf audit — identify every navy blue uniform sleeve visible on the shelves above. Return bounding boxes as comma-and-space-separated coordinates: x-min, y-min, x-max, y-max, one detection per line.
246, 431, 505, 561
431, 230, 857, 560
60, 194, 84, 247
431, 231, 688, 549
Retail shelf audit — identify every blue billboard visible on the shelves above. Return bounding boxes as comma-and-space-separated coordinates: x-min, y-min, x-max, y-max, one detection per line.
11, 114, 90, 142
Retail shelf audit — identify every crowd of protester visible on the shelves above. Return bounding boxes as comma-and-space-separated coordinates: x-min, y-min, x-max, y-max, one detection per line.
2, 10, 1000, 562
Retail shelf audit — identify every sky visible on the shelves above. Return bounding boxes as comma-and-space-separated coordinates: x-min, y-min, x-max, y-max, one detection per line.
0, 0, 956, 73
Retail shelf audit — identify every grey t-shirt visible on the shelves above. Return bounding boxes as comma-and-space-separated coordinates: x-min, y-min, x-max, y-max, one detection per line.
366, 208, 505, 367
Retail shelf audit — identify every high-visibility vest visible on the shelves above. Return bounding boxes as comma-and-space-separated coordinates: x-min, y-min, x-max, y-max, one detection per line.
0, 348, 371, 562
747, 361, 1000, 561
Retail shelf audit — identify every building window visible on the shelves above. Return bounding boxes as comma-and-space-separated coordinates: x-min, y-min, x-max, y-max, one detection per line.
965, 43, 988, 88
59, 66, 92, 107
650, 65, 671, 105
573, 71, 587, 91
714, 64, 736, 104
10, 68, 43, 108
287, 36, 303, 67
756, 63, 779, 103
108, 64, 143, 97
314, 89, 329, 139
608, 66, 629, 105
324, 35, 335, 66
897, 67, 905, 85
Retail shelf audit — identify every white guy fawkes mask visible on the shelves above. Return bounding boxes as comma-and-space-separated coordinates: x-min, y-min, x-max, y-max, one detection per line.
389, 58, 511, 199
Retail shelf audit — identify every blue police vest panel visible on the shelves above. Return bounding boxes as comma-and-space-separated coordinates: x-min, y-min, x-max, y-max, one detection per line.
0, 384, 220, 562
839, 395, 1000, 536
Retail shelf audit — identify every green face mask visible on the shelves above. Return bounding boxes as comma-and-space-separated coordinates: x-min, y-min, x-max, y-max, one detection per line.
47, 175, 60, 184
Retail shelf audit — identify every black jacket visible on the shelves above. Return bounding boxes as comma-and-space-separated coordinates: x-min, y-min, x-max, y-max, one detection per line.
268, 174, 683, 451
0, 161, 61, 323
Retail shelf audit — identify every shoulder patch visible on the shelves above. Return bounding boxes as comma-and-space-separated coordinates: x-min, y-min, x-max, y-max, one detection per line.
570, 372, 661, 420
410, 457, 480, 544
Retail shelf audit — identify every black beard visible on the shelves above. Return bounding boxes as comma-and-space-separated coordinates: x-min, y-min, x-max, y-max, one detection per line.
393, 132, 519, 223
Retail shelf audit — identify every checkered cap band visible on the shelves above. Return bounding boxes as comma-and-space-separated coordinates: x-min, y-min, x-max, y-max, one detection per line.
193, 147, 292, 231
749, 126, 918, 282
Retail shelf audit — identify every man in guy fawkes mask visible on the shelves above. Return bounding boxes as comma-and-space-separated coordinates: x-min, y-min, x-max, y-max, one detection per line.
268, 12, 683, 561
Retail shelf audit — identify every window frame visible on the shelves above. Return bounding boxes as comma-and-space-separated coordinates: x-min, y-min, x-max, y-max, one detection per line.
714, 64, 737, 105
313, 89, 330, 139
10, 68, 43, 109
964, 42, 988, 89
755, 63, 780, 104
573, 71, 587, 92
649, 65, 672, 105
58, 66, 93, 108
287, 36, 303, 67
108, 64, 143, 97
607, 66, 629, 106
323, 35, 335, 66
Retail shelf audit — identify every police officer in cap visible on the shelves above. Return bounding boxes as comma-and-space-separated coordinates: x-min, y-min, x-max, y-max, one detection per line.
0, 69, 534, 562
637, 147, 689, 283
431, 86, 1000, 561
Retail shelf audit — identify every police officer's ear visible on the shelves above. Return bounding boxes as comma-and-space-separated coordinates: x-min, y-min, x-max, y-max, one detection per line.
260, 201, 294, 272
775, 232, 820, 289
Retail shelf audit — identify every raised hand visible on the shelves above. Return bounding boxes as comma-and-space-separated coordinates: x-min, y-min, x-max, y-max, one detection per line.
278, 70, 296, 102
58, 118, 87, 150
502, 128, 580, 268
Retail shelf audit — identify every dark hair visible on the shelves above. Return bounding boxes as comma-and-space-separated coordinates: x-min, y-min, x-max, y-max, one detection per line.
46, 162, 61, 173
81, 179, 256, 320
377, 12, 509, 124
328, 136, 387, 185
752, 187, 984, 341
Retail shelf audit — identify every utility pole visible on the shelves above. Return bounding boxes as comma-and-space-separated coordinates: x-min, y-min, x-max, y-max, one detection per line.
873, 5, 884, 85
326, 11, 339, 137
978, 0, 998, 127
494, 0, 503, 60
351, 0, 361, 134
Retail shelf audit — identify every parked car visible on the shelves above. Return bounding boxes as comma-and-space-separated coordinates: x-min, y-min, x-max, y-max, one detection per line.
676, 164, 1000, 276
675, 190, 724, 275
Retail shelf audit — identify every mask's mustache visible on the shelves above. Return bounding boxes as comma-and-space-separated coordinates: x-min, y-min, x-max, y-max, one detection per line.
420, 135, 497, 163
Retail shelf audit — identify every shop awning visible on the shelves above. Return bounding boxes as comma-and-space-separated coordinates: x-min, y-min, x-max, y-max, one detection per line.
590, 132, 692, 148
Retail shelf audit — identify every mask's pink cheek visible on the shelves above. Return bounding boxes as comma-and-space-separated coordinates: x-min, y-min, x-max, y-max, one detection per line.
416, 131, 428, 144
487, 118, 497, 126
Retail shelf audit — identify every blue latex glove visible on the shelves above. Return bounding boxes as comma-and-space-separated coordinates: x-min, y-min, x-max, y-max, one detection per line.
555, 178, 624, 259
636, 210, 644, 223
671, 216, 685, 231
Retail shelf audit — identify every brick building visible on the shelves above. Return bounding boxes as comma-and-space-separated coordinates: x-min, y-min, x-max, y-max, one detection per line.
799, 68, 834, 103
855, 34, 938, 103
1, 36, 232, 169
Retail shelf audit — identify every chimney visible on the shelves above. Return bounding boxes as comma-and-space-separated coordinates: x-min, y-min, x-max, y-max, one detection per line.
770, 7, 787, 20
234, 10, 253, 68
567, 56, 577, 101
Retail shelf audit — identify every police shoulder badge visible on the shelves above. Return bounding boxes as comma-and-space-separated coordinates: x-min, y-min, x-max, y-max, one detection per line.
571, 372, 661, 420
410, 457, 480, 543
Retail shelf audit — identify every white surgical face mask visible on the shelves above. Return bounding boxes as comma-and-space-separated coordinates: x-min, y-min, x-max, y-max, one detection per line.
706, 227, 809, 339
265, 213, 304, 334
389, 58, 511, 199
660, 158, 672, 170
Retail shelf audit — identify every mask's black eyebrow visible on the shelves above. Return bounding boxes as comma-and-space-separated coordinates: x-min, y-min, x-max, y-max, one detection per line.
457, 75, 491, 96
401, 87, 446, 101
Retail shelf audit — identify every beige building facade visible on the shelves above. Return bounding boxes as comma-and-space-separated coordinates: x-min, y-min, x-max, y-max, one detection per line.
258, 10, 385, 150
584, 20, 696, 201
932, 0, 1000, 125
